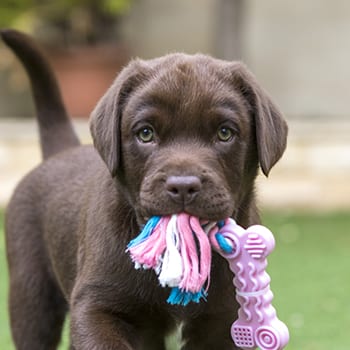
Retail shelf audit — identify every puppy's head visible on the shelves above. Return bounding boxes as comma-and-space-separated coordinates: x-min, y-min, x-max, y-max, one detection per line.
90, 54, 287, 223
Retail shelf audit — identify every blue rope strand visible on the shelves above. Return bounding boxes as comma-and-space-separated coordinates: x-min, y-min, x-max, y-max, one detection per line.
127, 216, 161, 248
215, 233, 233, 254
167, 287, 207, 306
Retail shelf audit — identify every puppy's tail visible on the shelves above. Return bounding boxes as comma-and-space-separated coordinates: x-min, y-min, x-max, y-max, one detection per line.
1, 29, 80, 159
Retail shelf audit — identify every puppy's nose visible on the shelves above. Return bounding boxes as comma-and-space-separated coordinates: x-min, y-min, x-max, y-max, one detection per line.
166, 176, 202, 204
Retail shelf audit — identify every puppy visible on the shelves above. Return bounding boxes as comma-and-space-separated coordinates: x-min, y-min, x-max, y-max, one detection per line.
2, 29, 287, 350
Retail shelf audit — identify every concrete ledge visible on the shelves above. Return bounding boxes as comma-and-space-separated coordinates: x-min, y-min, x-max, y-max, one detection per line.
1, 117, 349, 211
0, 118, 91, 205
258, 118, 350, 211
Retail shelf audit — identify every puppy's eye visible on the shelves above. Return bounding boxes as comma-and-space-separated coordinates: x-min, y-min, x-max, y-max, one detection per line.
217, 126, 234, 142
137, 127, 155, 143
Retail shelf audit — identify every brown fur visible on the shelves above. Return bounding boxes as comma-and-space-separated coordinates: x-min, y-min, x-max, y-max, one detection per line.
2, 29, 287, 350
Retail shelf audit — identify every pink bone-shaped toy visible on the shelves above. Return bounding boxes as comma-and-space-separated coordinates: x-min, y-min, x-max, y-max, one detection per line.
210, 219, 289, 350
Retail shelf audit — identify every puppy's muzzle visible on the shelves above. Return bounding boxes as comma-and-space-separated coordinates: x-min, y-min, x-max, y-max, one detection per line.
165, 175, 202, 205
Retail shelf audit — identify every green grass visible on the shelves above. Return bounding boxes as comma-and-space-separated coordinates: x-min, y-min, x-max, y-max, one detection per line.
0, 210, 12, 350
263, 211, 350, 350
1, 210, 349, 349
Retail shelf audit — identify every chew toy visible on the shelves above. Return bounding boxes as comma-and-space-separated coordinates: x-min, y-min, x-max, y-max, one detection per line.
211, 219, 289, 350
127, 214, 289, 350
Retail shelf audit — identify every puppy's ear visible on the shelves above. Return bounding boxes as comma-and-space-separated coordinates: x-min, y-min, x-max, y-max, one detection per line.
227, 62, 288, 176
90, 59, 150, 177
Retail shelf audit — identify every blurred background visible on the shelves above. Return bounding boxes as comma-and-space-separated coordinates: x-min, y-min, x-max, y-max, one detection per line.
0, 1, 349, 349
0, 0, 349, 210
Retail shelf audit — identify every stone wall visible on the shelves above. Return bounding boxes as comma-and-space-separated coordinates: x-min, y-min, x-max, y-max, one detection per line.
121, 0, 350, 119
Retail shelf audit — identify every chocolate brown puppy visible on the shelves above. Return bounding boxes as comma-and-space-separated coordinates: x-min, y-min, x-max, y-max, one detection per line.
2, 29, 287, 350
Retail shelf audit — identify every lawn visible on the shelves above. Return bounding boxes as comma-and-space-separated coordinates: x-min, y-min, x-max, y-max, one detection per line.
1, 209, 349, 349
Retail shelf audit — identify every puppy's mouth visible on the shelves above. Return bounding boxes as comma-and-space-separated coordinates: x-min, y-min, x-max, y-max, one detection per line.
139, 191, 234, 224
138, 173, 235, 225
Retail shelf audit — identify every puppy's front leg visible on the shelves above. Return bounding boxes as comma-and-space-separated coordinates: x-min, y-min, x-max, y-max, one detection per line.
181, 312, 240, 350
70, 302, 139, 350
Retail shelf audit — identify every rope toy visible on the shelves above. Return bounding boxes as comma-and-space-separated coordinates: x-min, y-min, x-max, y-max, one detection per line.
126, 213, 289, 350
127, 213, 217, 305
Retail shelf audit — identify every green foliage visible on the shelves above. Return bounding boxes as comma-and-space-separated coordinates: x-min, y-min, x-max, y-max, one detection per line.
0, 1, 30, 27
0, 0, 130, 26
0, 0, 132, 45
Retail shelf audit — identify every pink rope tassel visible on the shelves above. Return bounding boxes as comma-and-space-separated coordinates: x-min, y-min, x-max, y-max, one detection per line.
127, 213, 218, 305
176, 214, 200, 292
189, 216, 212, 292
128, 216, 169, 269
